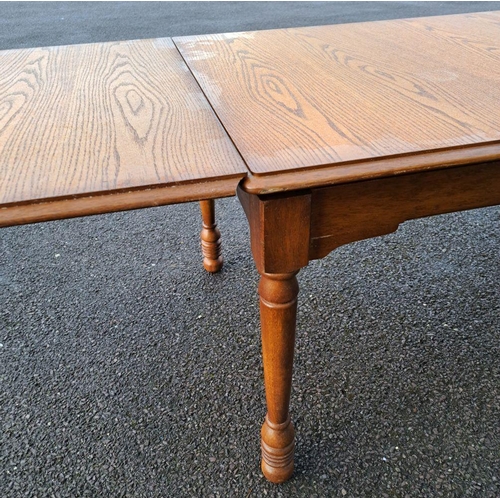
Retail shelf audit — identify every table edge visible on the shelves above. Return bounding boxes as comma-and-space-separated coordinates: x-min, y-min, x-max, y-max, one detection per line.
241, 142, 500, 195
0, 175, 244, 228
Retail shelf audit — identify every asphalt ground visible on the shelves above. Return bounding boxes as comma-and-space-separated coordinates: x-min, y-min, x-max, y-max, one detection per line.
1, 2, 499, 497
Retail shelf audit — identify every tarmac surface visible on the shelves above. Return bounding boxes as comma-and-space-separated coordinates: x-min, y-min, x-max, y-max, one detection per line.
1, 2, 499, 497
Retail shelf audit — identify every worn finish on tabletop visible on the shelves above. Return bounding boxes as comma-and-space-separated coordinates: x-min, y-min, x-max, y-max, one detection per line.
0, 38, 247, 225
176, 12, 500, 191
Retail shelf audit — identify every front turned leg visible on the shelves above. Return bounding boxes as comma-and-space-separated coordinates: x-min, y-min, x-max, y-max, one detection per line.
199, 199, 223, 273
259, 271, 299, 483
237, 185, 311, 483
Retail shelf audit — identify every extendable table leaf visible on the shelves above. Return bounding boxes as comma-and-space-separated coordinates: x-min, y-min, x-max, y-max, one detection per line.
0, 37, 247, 269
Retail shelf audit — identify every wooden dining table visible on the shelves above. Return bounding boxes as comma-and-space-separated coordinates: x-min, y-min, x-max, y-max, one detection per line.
1, 11, 499, 483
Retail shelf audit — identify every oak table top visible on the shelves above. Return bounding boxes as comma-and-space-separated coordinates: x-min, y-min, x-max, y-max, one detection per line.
0, 38, 247, 226
175, 11, 500, 193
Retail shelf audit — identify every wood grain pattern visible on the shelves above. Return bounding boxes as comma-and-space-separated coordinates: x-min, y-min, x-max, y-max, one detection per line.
176, 12, 500, 189
0, 37, 247, 222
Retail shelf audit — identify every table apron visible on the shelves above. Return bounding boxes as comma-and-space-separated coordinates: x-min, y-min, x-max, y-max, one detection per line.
309, 161, 500, 261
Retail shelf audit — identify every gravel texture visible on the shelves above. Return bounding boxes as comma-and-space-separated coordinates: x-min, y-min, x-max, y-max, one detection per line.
1, 2, 500, 497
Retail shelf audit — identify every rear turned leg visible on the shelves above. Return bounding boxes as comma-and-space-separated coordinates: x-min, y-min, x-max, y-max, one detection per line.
199, 199, 223, 273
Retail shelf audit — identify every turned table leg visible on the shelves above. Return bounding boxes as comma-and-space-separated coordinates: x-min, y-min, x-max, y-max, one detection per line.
235, 164, 500, 483
199, 199, 223, 273
259, 271, 298, 483
237, 184, 312, 483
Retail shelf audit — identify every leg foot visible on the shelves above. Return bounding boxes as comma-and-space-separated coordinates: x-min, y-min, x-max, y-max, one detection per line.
259, 272, 298, 483
199, 199, 223, 273
261, 415, 295, 483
